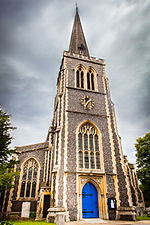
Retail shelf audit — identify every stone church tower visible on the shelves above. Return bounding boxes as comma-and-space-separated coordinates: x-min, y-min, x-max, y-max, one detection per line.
45, 7, 143, 221
1, 7, 144, 221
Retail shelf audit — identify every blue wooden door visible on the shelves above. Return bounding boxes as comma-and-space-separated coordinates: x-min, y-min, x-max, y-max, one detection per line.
82, 182, 99, 218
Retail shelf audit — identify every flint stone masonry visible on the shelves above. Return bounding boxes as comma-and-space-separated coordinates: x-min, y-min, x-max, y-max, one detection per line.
3, 8, 144, 222
11, 142, 48, 214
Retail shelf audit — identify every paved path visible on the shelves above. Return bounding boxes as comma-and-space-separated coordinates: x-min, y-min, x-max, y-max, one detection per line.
65, 219, 150, 225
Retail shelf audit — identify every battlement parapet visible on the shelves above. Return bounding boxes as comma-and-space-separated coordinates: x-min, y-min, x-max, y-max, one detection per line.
64, 51, 105, 65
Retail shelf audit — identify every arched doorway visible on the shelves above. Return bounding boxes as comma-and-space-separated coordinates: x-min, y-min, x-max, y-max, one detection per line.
82, 182, 99, 218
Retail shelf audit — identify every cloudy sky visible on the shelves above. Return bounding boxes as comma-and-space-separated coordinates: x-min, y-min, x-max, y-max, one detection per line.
0, 0, 150, 163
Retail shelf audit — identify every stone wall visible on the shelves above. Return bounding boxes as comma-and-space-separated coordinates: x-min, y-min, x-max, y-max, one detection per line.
63, 53, 117, 220
10, 142, 49, 213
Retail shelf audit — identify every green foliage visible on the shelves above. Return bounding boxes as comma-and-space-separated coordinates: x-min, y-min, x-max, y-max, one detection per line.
0, 106, 18, 194
0, 222, 14, 225
2, 221, 55, 225
0, 106, 16, 164
29, 212, 36, 219
137, 213, 150, 220
135, 132, 150, 207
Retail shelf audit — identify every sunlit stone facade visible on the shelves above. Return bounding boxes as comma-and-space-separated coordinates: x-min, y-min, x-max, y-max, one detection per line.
2, 7, 144, 221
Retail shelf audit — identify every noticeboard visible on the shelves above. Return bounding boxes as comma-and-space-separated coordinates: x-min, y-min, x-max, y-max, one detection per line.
108, 198, 117, 210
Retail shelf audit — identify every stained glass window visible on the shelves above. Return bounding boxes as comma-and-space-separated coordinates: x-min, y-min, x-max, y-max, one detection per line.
28, 167, 32, 180
84, 133, 88, 149
96, 152, 100, 169
89, 134, 93, 150
33, 167, 37, 180
78, 122, 101, 169
26, 181, 31, 197
95, 134, 99, 151
78, 133, 82, 149
20, 181, 25, 197
20, 159, 38, 198
79, 151, 83, 168
90, 152, 95, 169
31, 182, 36, 197
85, 152, 89, 168
22, 167, 27, 180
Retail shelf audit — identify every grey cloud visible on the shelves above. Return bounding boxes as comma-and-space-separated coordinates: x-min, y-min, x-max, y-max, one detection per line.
0, 0, 150, 163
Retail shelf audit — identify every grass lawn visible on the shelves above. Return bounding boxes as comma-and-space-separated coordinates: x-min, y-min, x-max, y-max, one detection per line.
137, 214, 150, 220
1, 221, 55, 225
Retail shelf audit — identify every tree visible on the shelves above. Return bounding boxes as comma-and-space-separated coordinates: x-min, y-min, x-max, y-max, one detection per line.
0, 105, 18, 200
135, 132, 150, 207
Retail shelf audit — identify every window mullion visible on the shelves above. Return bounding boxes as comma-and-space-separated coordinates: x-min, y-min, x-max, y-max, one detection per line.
88, 133, 90, 169
24, 163, 29, 198
83, 151, 85, 168
29, 181, 32, 198
89, 151, 91, 169
93, 133, 96, 169
94, 151, 96, 170
93, 134, 96, 151
82, 133, 84, 168
30, 163, 34, 198
85, 70, 87, 89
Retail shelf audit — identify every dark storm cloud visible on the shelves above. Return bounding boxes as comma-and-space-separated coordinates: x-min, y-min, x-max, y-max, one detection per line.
0, 0, 149, 162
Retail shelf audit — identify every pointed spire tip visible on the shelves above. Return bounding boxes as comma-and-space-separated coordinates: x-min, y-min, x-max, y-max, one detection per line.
69, 3, 89, 57
75, 1, 78, 11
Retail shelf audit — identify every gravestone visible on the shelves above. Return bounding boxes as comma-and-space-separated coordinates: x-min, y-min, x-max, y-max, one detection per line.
56, 213, 65, 225
21, 202, 31, 218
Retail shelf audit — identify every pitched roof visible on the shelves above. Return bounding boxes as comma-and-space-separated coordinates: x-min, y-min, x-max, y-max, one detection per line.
69, 6, 89, 57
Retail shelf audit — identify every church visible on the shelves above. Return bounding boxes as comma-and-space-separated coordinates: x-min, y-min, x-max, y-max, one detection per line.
2, 7, 144, 221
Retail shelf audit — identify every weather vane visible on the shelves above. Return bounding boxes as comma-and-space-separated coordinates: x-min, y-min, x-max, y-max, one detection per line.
75, 1, 78, 9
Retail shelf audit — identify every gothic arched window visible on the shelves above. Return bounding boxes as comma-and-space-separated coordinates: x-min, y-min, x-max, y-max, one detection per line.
76, 67, 84, 88
20, 159, 39, 198
78, 122, 101, 169
87, 69, 95, 90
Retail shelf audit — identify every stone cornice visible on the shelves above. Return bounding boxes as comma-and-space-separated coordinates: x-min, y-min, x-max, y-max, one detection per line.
66, 110, 108, 118
66, 86, 106, 95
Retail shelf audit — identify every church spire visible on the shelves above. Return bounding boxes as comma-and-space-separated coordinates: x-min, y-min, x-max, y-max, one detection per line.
69, 6, 89, 57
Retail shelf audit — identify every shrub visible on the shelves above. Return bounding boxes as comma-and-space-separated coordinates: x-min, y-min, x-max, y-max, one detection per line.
0, 222, 14, 225
29, 212, 36, 219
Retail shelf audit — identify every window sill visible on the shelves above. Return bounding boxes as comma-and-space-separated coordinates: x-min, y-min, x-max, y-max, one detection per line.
77, 169, 105, 174
16, 198, 38, 201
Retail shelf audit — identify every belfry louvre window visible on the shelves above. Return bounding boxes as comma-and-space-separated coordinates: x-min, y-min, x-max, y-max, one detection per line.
20, 159, 38, 198
78, 122, 100, 169
87, 70, 95, 90
76, 68, 84, 88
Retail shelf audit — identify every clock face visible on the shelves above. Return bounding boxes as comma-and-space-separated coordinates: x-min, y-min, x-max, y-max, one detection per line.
81, 96, 95, 110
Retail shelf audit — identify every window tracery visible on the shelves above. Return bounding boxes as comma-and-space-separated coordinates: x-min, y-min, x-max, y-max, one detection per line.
20, 159, 39, 198
78, 122, 101, 169
75, 66, 96, 91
